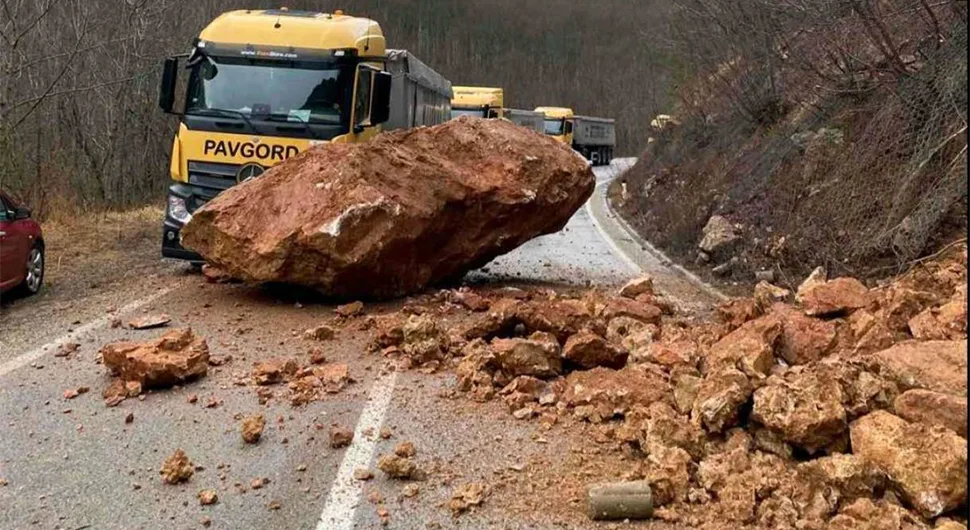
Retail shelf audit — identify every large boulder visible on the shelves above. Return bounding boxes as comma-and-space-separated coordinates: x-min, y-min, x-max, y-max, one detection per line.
181, 117, 594, 298
849, 411, 967, 518
100, 328, 209, 387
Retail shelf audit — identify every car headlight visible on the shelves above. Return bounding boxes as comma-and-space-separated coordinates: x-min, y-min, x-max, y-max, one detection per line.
168, 195, 192, 224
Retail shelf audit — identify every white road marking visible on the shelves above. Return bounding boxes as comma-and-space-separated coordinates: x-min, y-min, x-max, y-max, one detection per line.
585, 188, 642, 274
316, 370, 399, 530
587, 161, 729, 301
0, 287, 175, 378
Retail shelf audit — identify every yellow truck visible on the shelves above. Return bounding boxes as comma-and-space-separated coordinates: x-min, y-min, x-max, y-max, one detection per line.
451, 86, 505, 119
156, 9, 452, 261
504, 108, 545, 133
535, 106, 616, 166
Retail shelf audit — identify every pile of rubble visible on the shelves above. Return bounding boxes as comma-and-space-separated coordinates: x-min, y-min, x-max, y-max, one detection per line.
379, 244, 967, 528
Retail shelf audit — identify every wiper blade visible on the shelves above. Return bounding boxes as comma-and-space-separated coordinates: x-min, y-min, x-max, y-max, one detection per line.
265, 113, 320, 140
187, 108, 257, 132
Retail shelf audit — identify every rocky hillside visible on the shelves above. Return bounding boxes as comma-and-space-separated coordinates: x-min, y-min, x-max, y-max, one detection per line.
613, 2, 967, 291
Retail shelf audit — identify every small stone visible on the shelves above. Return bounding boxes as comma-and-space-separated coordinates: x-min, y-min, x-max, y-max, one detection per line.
393, 441, 416, 458
241, 415, 265, 444
448, 482, 486, 515
304, 324, 336, 341
198, 489, 218, 506
335, 301, 364, 318
377, 454, 418, 479
160, 449, 194, 484
353, 468, 374, 481
330, 426, 354, 448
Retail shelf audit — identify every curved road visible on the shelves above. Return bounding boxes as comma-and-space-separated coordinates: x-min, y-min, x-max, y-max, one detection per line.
0, 159, 718, 530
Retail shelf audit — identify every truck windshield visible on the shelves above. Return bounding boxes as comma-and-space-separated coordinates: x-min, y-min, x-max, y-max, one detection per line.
186, 56, 353, 126
544, 118, 565, 135
451, 108, 488, 119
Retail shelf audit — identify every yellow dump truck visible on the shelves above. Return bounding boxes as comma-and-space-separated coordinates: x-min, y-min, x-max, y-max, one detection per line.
157, 9, 452, 261
451, 86, 505, 119
504, 108, 545, 133
535, 106, 616, 166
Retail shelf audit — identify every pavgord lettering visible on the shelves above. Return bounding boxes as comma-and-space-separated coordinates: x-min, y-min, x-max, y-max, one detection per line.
203, 139, 299, 161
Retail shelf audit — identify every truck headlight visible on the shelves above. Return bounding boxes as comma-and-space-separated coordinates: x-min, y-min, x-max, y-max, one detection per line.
168, 195, 192, 224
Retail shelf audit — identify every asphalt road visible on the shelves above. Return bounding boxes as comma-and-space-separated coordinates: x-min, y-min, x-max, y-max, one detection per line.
0, 159, 718, 530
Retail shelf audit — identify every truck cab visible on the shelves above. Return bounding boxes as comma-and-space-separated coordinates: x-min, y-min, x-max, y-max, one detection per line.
535, 106, 575, 145
157, 9, 450, 262
451, 87, 505, 120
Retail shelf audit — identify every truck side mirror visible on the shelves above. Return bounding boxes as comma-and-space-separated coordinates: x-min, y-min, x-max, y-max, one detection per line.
159, 57, 179, 113
565, 121, 574, 134
370, 71, 393, 125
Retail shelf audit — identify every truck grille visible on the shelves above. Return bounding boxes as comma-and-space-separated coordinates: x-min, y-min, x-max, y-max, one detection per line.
188, 161, 240, 191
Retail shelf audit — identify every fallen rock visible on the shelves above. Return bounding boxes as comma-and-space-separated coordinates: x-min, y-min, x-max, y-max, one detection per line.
330, 426, 353, 448
698, 215, 740, 257
828, 498, 930, 530
751, 365, 847, 453
564, 365, 671, 422
704, 314, 781, 377
562, 330, 627, 369
198, 489, 218, 506
160, 449, 194, 484
490, 335, 561, 379
201, 264, 232, 283
691, 368, 752, 433
377, 454, 418, 479
850, 410, 967, 518
602, 297, 662, 326
794, 454, 886, 515
54, 342, 80, 358
448, 482, 486, 516
637, 337, 698, 368
241, 415, 265, 444
400, 314, 451, 368
868, 340, 967, 396
798, 277, 869, 316
879, 287, 939, 332
769, 303, 837, 365
101, 328, 209, 388
795, 266, 827, 302
335, 301, 364, 318
128, 313, 172, 330
753, 281, 790, 308
716, 298, 763, 330
303, 324, 335, 341
619, 276, 655, 299
181, 117, 594, 298
251, 357, 299, 386
393, 441, 417, 458
908, 292, 967, 340
893, 389, 967, 437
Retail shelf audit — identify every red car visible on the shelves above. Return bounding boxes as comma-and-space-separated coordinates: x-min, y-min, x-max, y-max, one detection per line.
0, 191, 45, 297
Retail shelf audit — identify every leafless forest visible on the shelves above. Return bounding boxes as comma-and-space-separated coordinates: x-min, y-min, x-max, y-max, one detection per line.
0, 0, 671, 214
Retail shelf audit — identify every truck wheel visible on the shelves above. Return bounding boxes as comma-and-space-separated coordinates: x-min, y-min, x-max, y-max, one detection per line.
14, 242, 45, 297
